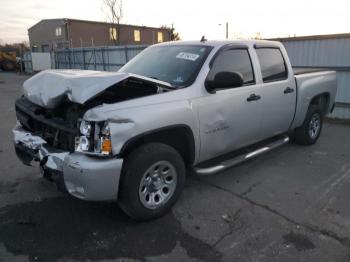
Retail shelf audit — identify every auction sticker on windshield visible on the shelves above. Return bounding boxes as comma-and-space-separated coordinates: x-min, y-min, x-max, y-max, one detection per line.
176, 52, 200, 61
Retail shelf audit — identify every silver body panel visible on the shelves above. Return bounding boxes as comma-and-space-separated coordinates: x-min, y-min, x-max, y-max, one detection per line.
291, 71, 337, 128
14, 40, 337, 201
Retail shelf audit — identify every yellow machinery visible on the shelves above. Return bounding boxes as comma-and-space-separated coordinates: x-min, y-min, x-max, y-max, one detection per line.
0, 51, 17, 71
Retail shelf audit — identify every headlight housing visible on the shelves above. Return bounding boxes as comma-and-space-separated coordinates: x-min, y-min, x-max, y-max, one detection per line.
75, 120, 112, 156
79, 120, 92, 136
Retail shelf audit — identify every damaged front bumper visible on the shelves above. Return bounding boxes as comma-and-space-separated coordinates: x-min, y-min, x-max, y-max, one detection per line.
13, 124, 123, 201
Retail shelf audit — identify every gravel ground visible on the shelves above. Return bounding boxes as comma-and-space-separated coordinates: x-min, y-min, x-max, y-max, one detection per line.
0, 72, 349, 262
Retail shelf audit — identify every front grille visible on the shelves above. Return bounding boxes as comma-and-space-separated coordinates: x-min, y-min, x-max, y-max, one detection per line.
15, 97, 79, 152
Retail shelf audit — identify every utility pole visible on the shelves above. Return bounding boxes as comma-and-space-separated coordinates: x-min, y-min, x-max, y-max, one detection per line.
171, 23, 174, 41
219, 22, 229, 39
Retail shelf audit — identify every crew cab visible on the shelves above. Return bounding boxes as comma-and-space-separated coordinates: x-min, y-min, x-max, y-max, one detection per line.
13, 40, 337, 220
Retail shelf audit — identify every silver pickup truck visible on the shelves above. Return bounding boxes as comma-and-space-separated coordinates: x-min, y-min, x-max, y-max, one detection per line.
13, 40, 337, 220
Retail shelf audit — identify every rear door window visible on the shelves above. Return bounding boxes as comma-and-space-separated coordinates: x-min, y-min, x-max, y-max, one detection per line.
256, 48, 288, 82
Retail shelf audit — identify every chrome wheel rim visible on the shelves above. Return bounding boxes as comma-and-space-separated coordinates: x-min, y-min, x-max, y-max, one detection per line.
138, 161, 177, 210
308, 113, 321, 139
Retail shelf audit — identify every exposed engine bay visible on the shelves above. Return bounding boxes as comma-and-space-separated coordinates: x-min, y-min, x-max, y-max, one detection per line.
16, 76, 173, 152
84, 77, 171, 107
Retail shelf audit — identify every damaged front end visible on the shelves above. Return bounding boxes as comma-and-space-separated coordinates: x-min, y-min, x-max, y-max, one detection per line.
13, 116, 123, 201
13, 70, 171, 200
13, 121, 123, 201
13, 125, 69, 191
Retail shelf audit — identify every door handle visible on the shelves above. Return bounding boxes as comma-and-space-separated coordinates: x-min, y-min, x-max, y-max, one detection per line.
284, 87, 294, 94
247, 94, 261, 102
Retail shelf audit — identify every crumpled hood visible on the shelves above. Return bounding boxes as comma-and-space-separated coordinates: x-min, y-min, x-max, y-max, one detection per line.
23, 69, 170, 108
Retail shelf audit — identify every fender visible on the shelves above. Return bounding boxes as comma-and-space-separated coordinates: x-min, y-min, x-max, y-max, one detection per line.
118, 124, 196, 165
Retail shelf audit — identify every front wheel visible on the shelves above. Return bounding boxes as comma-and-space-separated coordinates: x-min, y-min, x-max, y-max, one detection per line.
293, 105, 323, 145
118, 143, 186, 221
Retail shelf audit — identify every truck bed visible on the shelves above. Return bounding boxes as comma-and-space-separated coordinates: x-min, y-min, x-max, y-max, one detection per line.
291, 70, 337, 129
293, 67, 329, 75
293, 67, 328, 75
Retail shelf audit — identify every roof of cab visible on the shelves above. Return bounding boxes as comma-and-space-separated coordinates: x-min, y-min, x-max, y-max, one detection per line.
155, 39, 282, 48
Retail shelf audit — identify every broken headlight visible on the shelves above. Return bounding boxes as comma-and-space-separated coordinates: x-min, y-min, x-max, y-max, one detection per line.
75, 120, 112, 156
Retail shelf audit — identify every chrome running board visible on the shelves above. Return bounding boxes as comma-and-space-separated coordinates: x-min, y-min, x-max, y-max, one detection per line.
194, 136, 290, 175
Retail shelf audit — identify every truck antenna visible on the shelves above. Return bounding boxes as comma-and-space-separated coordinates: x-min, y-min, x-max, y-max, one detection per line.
200, 36, 207, 42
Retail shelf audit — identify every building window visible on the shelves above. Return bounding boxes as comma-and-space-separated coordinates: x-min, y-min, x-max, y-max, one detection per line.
55, 27, 62, 36
32, 44, 38, 52
134, 30, 141, 42
157, 32, 163, 43
109, 27, 117, 41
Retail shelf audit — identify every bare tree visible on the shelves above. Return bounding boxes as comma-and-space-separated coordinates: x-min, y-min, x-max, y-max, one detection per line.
253, 32, 262, 40
161, 25, 181, 41
103, 0, 123, 45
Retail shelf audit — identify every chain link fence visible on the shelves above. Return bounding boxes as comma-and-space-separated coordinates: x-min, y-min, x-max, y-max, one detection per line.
52, 45, 147, 72
23, 45, 147, 74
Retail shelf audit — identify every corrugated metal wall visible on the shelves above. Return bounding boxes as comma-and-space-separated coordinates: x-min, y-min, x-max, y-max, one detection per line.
280, 37, 350, 119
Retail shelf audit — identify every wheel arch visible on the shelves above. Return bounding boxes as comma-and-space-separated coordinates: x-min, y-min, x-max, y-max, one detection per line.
310, 92, 330, 115
118, 124, 196, 166
292, 92, 331, 129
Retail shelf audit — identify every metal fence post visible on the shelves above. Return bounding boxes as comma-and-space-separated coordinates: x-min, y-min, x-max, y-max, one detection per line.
82, 48, 86, 70
68, 49, 71, 69
107, 47, 110, 72
54, 51, 58, 69
93, 48, 97, 70
124, 46, 128, 63
102, 47, 106, 71
72, 48, 75, 69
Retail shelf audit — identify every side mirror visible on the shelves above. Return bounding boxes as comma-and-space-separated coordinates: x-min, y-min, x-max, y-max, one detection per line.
205, 71, 244, 93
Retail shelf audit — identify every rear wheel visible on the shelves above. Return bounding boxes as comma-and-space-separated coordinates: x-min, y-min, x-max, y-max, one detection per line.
293, 105, 323, 145
118, 143, 186, 221
1, 60, 16, 71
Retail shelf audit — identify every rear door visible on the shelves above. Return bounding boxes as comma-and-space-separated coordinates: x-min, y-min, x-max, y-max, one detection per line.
194, 46, 263, 162
254, 46, 296, 139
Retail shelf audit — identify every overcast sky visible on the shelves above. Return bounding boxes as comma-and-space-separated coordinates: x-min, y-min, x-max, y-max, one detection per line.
1, 0, 350, 43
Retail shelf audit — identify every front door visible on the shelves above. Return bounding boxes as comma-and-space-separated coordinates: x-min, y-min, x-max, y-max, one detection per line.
193, 46, 263, 162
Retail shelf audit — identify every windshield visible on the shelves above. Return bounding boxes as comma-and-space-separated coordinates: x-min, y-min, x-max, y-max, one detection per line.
119, 45, 213, 87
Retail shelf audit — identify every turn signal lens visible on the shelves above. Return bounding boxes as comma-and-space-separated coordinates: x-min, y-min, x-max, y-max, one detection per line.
101, 138, 112, 155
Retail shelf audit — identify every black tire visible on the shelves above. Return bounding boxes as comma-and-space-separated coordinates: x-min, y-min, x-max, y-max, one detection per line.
1, 60, 16, 71
293, 105, 323, 145
118, 142, 186, 221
